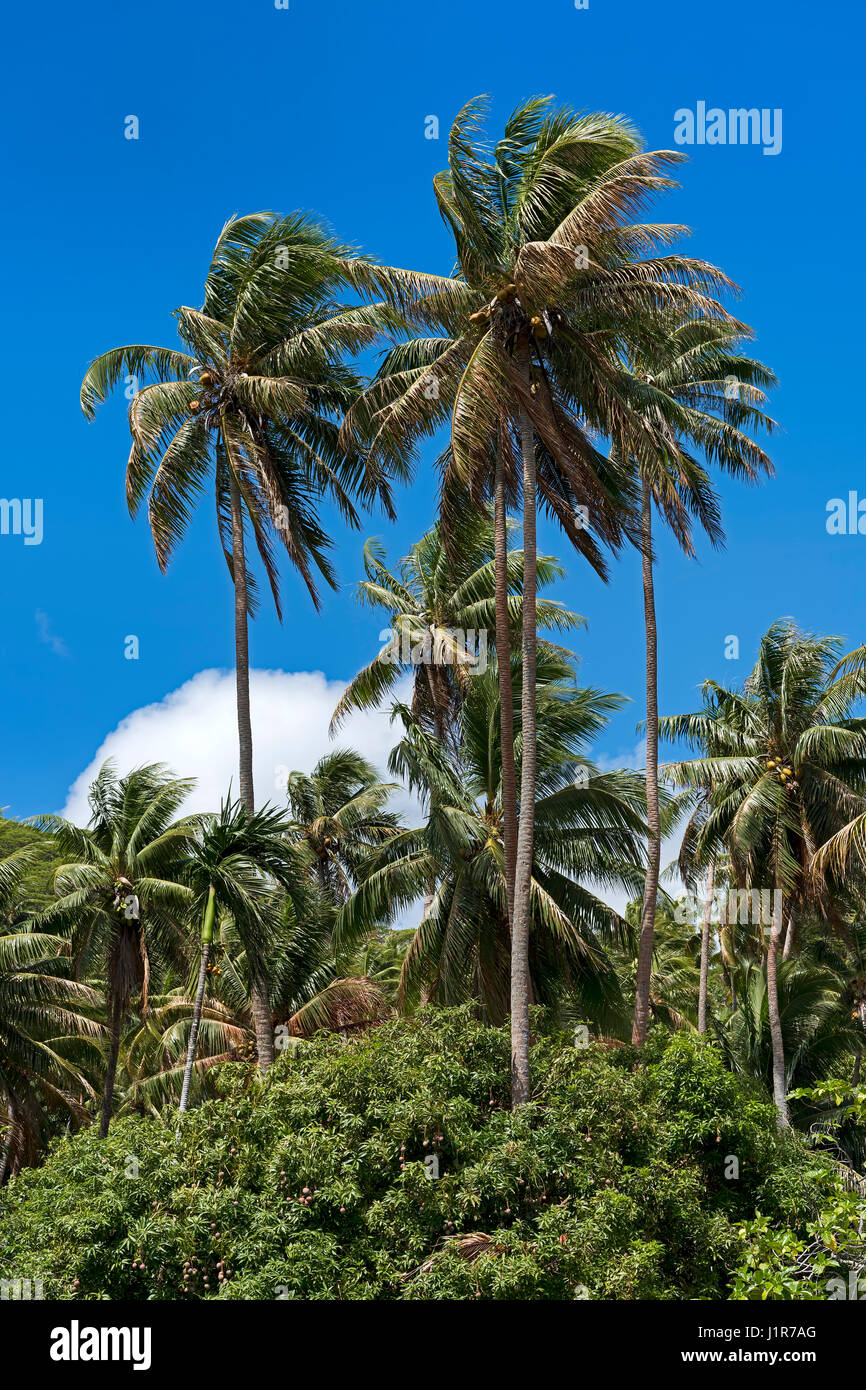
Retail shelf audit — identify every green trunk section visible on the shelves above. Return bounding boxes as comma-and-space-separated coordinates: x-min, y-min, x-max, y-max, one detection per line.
201, 884, 216, 945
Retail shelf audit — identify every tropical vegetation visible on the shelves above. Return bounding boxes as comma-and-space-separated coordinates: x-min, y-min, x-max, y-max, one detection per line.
2, 94, 865, 1303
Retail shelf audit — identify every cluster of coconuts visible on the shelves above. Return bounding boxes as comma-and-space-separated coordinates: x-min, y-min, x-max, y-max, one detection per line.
766, 757, 799, 791
470, 281, 550, 338
189, 369, 216, 415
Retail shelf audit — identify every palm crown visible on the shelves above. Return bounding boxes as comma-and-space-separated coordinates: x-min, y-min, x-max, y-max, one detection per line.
661, 622, 866, 910
329, 521, 581, 745
81, 211, 397, 611
344, 95, 738, 561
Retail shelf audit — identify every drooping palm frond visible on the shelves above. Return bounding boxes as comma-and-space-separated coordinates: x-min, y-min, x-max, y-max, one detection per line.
330, 521, 582, 745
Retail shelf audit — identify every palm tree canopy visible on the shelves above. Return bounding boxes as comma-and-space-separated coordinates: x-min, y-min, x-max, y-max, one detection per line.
661, 620, 866, 911
285, 749, 401, 905
80, 212, 402, 614
33, 762, 200, 1015
329, 519, 582, 739
342, 95, 743, 570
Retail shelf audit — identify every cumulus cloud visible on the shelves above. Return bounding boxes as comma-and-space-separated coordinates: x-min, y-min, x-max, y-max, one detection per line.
60, 669, 682, 928
61, 667, 418, 827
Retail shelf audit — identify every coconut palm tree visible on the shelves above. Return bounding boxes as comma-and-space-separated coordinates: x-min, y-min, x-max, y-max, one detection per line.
80, 212, 397, 814
34, 762, 199, 1137
176, 797, 307, 1111
330, 521, 580, 753
342, 95, 738, 1102
0, 848, 101, 1179
268, 886, 391, 1041
717, 948, 860, 1113
336, 652, 651, 1033
117, 981, 242, 1118
659, 621, 866, 1126
186, 876, 390, 1052
285, 749, 401, 905
616, 894, 703, 1034
616, 318, 776, 1046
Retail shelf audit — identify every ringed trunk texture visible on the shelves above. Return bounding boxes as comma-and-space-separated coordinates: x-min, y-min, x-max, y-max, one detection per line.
766, 897, 790, 1128
698, 859, 715, 1035
251, 976, 275, 1074
99, 994, 122, 1139
632, 481, 661, 1046
494, 451, 518, 924
228, 468, 255, 814
782, 913, 796, 961
0, 1102, 14, 1184
227, 454, 273, 1077
510, 342, 538, 1107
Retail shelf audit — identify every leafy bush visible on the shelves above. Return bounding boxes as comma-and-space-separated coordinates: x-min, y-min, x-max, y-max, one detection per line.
0, 1009, 853, 1300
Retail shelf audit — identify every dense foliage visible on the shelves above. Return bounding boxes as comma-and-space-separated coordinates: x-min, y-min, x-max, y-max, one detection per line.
0, 1011, 859, 1301
3, 94, 866, 1304
0, 818, 67, 917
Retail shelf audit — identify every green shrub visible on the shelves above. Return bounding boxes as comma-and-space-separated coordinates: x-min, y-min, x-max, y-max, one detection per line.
0, 1009, 852, 1300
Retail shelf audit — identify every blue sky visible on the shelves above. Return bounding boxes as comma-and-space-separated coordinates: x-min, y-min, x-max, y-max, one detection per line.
1, 0, 864, 821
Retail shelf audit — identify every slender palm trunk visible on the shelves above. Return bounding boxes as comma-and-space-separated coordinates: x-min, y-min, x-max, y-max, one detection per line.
766, 895, 790, 1128
632, 480, 661, 1046
0, 1102, 14, 1184
99, 993, 122, 1139
251, 979, 274, 1073
228, 468, 255, 814
494, 451, 518, 924
179, 885, 216, 1117
227, 451, 273, 1073
510, 341, 538, 1107
179, 945, 209, 1115
782, 913, 795, 961
698, 859, 715, 1035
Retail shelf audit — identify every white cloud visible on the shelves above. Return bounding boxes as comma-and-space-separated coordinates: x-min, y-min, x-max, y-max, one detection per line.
61, 667, 419, 827
60, 670, 687, 930
595, 738, 647, 775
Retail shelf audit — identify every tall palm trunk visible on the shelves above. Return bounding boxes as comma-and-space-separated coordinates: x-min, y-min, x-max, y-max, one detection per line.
228, 468, 255, 813
251, 980, 274, 1073
99, 992, 122, 1139
632, 480, 661, 1045
698, 858, 715, 1034
852, 1000, 866, 1085
782, 912, 796, 961
510, 340, 538, 1106
179, 885, 216, 1116
227, 448, 273, 1074
766, 895, 790, 1128
494, 451, 518, 924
